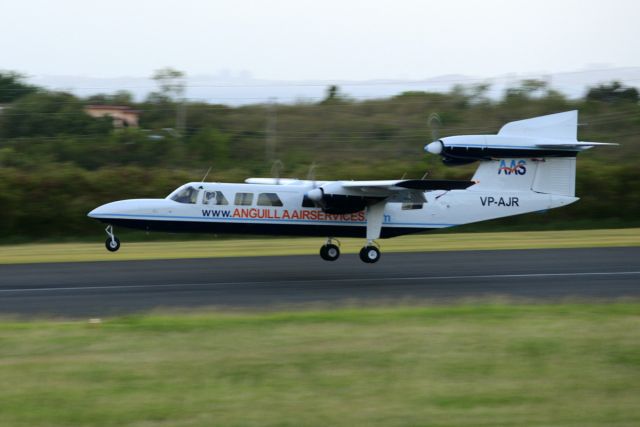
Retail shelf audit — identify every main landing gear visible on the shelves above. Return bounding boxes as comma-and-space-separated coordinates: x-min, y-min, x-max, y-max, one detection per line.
319, 201, 386, 264
318, 239, 381, 263
104, 225, 120, 252
359, 243, 381, 264
320, 239, 340, 261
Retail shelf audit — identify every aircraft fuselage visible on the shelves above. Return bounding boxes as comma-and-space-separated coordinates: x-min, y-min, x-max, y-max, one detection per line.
88, 181, 574, 239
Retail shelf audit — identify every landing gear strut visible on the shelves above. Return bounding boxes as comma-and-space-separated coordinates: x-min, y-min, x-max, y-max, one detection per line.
358, 201, 385, 264
320, 238, 340, 261
359, 242, 381, 263
318, 201, 386, 264
104, 225, 120, 252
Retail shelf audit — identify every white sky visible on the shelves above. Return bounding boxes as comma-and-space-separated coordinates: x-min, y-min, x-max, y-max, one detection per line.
2, 0, 639, 80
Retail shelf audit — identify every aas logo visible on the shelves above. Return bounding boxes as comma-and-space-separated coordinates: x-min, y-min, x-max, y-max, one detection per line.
498, 159, 527, 175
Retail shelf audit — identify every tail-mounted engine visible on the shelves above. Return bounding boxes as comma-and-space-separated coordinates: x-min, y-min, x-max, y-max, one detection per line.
424, 111, 615, 166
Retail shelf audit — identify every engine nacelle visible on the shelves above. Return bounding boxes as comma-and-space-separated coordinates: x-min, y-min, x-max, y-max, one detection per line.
425, 135, 580, 166
422, 111, 609, 166
306, 188, 324, 202
304, 182, 377, 214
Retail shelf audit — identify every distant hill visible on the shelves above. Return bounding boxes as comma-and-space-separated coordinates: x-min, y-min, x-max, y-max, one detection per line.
28, 66, 640, 106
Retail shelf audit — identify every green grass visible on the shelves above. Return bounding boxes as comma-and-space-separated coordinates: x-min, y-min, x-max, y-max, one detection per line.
1, 227, 640, 264
1, 303, 640, 426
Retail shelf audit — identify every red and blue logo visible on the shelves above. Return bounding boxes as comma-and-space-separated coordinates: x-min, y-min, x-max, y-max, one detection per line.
498, 159, 527, 175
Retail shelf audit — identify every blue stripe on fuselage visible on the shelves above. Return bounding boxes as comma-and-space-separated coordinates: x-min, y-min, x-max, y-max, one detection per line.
90, 212, 457, 228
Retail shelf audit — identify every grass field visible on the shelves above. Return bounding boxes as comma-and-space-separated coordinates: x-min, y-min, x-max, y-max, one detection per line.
1, 303, 639, 426
1, 227, 640, 264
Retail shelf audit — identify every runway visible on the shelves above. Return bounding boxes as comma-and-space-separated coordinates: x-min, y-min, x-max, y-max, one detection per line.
0, 247, 639, 316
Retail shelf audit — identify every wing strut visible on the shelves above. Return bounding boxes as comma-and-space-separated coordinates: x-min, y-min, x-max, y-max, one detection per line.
366, 201, 386, 243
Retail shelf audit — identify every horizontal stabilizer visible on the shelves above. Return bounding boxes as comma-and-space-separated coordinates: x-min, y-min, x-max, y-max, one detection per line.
535, 141, 619, 148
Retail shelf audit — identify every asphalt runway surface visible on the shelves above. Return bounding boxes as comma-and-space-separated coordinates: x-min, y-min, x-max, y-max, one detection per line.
0, 247, 639, 317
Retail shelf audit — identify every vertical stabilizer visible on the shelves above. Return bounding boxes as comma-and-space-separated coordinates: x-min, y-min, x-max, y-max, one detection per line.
471, 158, 538, 191
498, 110, 577, 140
426, 111, 614, 198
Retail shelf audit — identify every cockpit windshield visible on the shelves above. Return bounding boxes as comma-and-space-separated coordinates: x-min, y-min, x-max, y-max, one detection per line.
170, 186, 200, 204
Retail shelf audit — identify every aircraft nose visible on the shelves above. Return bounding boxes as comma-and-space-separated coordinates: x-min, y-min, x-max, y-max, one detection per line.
87, 200, 125, 219
87, 205, 106, 218
88, 199, 168, 220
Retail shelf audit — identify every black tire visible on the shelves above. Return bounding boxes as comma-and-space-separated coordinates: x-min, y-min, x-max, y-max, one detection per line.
359, 246, 380, 263
105, 236, 121, 252
320, 243, 340, 261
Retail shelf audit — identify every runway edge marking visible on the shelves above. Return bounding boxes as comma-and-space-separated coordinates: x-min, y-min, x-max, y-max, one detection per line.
2, 271, 640, 293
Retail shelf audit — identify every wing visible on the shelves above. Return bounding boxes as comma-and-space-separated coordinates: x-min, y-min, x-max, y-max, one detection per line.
534, 141, 619, 149
340, 179, 476, 192
309, 179, 475, 214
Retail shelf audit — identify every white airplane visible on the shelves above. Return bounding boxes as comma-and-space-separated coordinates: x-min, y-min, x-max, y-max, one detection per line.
88, 110, 614, 263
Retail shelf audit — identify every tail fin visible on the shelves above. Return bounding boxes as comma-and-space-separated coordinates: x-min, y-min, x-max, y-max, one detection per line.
427, 111, 616, 168
445, 111, 617, 197
464, 110, 618, 197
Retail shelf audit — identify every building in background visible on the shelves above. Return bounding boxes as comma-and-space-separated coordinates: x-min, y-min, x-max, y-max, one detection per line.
84, 105, 140, 128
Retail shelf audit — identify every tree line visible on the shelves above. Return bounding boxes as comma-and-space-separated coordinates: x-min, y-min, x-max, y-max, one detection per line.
0, 70, 638, 241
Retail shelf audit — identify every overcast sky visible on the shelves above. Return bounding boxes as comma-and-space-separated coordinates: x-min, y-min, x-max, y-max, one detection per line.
2, 0, 639, 81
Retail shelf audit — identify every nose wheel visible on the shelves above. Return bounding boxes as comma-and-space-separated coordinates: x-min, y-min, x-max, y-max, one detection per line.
104, 225, 121, 252
320, 239, 340, 261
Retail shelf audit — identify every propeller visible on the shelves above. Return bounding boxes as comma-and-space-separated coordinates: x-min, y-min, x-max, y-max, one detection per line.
428, 112, 441, 142
305, 163, 324, 204
307, 162, 318, 187
270, 159, 284, 185
423, 112, 443, 177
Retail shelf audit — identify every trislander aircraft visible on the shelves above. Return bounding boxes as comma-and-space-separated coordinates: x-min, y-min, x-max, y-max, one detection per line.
89, 110, 615, 263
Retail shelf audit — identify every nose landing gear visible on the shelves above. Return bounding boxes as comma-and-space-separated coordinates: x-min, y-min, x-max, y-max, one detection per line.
104, 225, 120, 252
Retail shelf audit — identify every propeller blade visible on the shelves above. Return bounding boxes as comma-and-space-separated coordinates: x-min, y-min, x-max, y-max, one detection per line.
428, 112, 441, 141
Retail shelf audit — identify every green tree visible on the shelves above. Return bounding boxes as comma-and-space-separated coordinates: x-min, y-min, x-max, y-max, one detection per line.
151, 67, 185, 102
143, 67, 186, 127
0, 91, 112, 138
586, 81, 639, 104
188, 127, 230, 166
505, 79, 549, 101
85, 90, 134, 105
0, 71, 37, 103
320, 85, 345, 104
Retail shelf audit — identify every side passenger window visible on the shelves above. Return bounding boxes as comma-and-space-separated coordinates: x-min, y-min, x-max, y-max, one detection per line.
204, 191, 229, 205
257, 193, 283, 207
234, 192, 254, 206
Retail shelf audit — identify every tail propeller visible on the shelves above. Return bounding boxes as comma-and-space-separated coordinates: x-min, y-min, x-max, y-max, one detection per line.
428, 112, 441, 142
424, 112, 443, 177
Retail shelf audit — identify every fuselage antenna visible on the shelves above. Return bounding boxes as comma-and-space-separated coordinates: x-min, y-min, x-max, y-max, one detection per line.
201, 166, 212, 183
